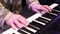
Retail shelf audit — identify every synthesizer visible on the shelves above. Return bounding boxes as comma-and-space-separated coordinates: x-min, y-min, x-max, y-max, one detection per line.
1, 3, 60, 34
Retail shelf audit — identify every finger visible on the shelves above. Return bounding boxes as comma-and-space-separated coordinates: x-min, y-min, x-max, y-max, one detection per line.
14, 20, 24, 28
32, 8, 42, 13
36, 8, 47, 14
43, 5, 52, 12
41, 7, 49, 12
35, 6, 49, 13
10, 23, 17, 30
33, 8, 46, 14
18, 15, 29, 26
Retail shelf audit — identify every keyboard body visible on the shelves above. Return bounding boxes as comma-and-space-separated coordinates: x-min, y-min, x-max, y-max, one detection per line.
1, 3, 60, 34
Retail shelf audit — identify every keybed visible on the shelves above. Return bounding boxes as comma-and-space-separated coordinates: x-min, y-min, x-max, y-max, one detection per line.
2, 3, 59, 34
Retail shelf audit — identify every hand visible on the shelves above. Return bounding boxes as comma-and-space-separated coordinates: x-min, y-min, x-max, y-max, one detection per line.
31, 3, 52, 14
5, 14, 29, 30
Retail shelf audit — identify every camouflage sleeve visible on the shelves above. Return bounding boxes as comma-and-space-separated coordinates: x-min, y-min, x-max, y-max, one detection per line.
26, 0, 39, 8
0, 3, 13, 27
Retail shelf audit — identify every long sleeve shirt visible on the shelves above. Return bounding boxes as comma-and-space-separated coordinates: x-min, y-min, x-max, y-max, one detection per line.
0, 0, 39, 27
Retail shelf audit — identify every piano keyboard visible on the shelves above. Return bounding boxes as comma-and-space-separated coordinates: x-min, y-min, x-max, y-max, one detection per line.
2, 3, 60, 34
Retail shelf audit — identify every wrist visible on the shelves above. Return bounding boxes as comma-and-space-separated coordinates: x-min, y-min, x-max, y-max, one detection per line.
29, 1, 40, 9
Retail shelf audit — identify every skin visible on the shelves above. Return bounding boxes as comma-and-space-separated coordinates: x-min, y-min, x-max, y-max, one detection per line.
6, 14, 29, 30
31, 3, 52, 14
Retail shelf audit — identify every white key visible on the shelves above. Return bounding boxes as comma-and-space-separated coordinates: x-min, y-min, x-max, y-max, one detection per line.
26, 27, 37, 33
40, 16, 51, 21
49, 13, 57, 16
27, 13, 42, 22
2, 28, 20, 34
34, 20, 46, 25
53, 9, 60, 12
50, 3, 59, 9
20, 29, 31, 34
30, 24, 40, 30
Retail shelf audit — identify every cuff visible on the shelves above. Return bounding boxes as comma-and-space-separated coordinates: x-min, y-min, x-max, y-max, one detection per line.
3, 12, 13, 22
1, 12, 13, 27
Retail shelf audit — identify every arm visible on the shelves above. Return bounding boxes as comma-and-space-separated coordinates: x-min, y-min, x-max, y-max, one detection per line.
0, 0, 29, 30
26, 0, 39, 8
26, 0, 51, 14
0, 3, 12, 27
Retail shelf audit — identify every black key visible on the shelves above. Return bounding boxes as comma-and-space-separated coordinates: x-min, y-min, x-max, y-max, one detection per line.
53, 5, 60, 11
51, 10, 59, 14
18, 29, 27, 34
21, 27, 34, 34
12, 33, 15, 34
28, 25, 39, 30
42, 13, 56, 19
36, 17, 49, 23
30, 21, 44, 28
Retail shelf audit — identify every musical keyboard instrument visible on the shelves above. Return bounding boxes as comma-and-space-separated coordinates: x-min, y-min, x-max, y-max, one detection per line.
1, 3, 60, 34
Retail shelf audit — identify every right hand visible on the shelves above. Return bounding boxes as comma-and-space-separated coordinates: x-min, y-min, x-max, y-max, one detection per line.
5, 14, 29, 30
30, 3, 52, 14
